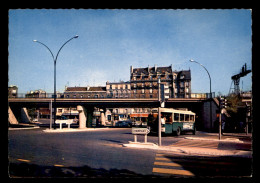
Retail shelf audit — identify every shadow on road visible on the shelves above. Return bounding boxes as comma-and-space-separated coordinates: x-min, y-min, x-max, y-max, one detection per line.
9, 162, 160, 178
162, 154, 252, 177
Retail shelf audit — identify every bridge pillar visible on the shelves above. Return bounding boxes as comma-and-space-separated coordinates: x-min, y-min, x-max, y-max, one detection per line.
86, 107, 94, 128
100, 108, 106, 126
8, 107, 19, 125
21, 107, 31, 123
77, 105, 87, 129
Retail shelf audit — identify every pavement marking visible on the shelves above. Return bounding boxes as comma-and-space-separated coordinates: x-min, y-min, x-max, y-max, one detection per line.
171, 139, 219, 149
154, 161, 182, 167
153, 167, 194, 176
17, 159, 31, 163
153, 153, 195, 177
54, 164, 65, 167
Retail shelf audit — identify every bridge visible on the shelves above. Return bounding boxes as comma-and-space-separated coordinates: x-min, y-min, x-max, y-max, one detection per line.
8, 97, 216, 131
8, 97, 207, 108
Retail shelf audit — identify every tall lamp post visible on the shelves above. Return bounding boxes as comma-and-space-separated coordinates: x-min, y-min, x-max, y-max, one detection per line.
189, 59, 213, 131
33, 35, 79, 129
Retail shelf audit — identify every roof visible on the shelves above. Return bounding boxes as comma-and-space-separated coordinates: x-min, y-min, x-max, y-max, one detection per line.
132, 66, 172, 75
65, 86, 106, 92
174, 70, 191, 80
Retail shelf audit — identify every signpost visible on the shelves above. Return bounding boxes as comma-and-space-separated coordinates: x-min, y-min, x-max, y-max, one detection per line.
132, 127, 150, 143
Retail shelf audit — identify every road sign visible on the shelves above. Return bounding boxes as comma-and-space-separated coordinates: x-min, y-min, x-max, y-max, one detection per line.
132, 128, 150, 135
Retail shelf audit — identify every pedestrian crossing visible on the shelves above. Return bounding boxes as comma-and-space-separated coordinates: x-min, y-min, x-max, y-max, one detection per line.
152, 152, 250, 177
152, 153, 195, 177
170, 139, 219, 149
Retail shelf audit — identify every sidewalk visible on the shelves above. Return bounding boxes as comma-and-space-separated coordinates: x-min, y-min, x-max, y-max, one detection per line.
123, 133, 252, 158
42, 127, 111, 133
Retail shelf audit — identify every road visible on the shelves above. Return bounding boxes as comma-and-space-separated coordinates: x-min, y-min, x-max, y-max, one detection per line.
8, 126, 252, 178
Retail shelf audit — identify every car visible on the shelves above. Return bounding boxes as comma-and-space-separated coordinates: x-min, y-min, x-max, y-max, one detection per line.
115, 120, 132, 127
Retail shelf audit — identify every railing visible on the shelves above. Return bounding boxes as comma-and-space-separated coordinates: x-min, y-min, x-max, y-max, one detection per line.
10, 92, 215, 99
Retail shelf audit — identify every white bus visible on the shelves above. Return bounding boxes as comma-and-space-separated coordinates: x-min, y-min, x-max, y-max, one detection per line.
148, 108, 196, 136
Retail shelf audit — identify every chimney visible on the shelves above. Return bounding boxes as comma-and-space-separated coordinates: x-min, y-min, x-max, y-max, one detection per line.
155, 64, 157, 72
130, 65, 133, 74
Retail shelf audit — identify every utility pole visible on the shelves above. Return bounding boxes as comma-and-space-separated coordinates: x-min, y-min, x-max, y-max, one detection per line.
158, 79, 161, 146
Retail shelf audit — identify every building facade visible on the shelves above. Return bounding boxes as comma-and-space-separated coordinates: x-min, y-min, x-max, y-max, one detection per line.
130, 65, 191, 99
8, 85, 18, 98
106, 81, 131, 98
25, 89, 47, 98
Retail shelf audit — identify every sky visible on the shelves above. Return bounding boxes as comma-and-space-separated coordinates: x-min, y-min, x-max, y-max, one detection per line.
8, 9, 252, 95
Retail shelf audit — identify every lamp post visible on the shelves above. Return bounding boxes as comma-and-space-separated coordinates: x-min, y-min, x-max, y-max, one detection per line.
33, 35, 79, 129
189, 59, 213, 131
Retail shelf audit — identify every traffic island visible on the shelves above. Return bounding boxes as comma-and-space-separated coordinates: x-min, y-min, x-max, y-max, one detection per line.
123, 141, 158, 148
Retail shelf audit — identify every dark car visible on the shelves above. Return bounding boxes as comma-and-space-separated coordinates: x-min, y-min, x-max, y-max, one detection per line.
115, 120, 132, 127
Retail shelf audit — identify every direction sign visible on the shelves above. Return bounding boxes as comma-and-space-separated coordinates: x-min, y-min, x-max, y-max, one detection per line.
132, 128, 150, 135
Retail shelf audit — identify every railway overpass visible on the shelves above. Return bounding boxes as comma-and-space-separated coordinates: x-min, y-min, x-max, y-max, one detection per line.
8, 97, 218, 131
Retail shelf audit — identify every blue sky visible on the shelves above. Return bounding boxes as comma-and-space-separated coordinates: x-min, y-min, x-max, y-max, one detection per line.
8, 9, 252, 95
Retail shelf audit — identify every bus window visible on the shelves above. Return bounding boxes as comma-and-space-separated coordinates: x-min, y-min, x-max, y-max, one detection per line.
185, 114, 189, 122
174, 113, 179, 122
190, 115, 195, 122
180, 114, 184, 122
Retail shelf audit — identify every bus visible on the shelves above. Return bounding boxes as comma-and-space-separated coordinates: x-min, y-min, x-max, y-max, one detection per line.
148, 108, 196, 136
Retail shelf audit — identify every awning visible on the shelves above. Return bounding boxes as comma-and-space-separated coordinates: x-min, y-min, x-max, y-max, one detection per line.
130, 113, 149, 118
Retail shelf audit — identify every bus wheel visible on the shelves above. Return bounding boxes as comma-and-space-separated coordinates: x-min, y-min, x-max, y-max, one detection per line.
176, 127, 181, 136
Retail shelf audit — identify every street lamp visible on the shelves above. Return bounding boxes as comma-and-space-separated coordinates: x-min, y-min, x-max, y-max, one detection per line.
189, 59, 213, 131
33, 35, 79, 129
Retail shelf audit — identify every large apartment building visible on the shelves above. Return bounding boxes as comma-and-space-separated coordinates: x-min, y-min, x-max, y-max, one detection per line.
130, 65, 191, 99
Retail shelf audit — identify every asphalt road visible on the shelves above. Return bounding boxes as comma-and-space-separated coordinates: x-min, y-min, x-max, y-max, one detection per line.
8, 127, 252, 178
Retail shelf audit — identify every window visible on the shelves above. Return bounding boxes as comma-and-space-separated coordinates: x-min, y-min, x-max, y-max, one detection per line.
180, 114, 184, 121
180, 75, 185, 79
150, 89, 153, 93
80, 95, 83, 98
141, 89, 144, 93
185, 114, 189, 121
125, 85, 128, 89
190, 115, 195, 122
133, 76, 136, 80
110, 85, 112, 89
174, 113, 179, 122
73, 95, 76, 98
66, 95, 70, 98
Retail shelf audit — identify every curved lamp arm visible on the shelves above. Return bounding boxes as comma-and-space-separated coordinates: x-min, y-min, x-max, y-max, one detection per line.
33, 40, 55, 61
55, 35, 79, 63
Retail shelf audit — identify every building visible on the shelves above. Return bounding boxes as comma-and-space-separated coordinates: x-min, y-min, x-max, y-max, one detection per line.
8, 85, 18, 98
64, 86, 106, 98
173, 70, 191, 98
106, 81, 131, 98
25, 89, 47, 98
130, 65, 191, 99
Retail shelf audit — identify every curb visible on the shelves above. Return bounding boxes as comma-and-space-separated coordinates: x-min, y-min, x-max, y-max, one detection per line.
122, 142, 252, 158
42, 127, 111, 133
184, 137, 244, 143
9, 126, 40, 130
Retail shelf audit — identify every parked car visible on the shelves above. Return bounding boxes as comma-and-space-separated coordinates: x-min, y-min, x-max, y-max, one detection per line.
115, 120, 132, 127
